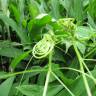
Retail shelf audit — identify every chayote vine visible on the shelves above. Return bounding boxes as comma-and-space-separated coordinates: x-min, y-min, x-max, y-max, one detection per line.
32, 18, 77, 59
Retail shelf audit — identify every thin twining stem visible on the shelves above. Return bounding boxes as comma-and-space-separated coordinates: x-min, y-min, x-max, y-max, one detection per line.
15, 56, 33, 96
84, 59, 96, 62
81, 60, 96, 84
51, 71, 75, 96
56, 67, 96, 83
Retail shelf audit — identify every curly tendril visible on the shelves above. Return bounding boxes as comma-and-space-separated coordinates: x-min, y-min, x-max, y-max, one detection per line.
32, 34, 55, 59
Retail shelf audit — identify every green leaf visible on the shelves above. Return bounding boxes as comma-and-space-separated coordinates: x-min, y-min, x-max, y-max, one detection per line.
47, 85, 63, 96
16, 85, 43, 96
0, 77, 14, 96
56, 69, 96, 96
16, 84, 63, 96
59, 0, 72, 14
28, 13, 52, 31
10, 4, 20, 23
76, 41, 86, 54
60, 0, 83, 23
71, 0, 83, 23
10, 50, 32, 69
76, 26, 95, 40
28, 0, 39, 18
0, 12, 30, 44
87, 12, 96, 29
50, 0, 61, 19
0, 71, 7, 77
52, 64, 74, 85
0, 47, 23, 58
18, 0, 25, 25
28, 14, 52, 41
37, 72, 46, 85
88, 0, 96, 19
0, 40, 24, 57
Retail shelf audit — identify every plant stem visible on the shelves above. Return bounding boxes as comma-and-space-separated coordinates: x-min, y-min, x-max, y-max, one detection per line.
43, 70, 51, 96
74, 45, 92, 96
82, 60, 96, 84
15, 56, 33, 96
84, 59, 96, 61
42, 52, 52, 96
57, 67, 96, 82
51, 71, 75, 96
84, 47, 96, 58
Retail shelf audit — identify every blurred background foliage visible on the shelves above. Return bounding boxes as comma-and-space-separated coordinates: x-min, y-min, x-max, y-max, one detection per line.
0, 0, 96, 96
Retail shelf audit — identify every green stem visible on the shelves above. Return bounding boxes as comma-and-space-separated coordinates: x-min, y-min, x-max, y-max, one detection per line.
0, 69, 47, 79
42, 52, 52, 96
74, 45, 92, 96
51, 71, 75, 96
84, 59, 96, 61
1, 67, 95, 82
82, 60, 96, 84
84, 47, 96, 58
43, 70, 51, 96
15, 56, 33, 96
57, 67, 96, 82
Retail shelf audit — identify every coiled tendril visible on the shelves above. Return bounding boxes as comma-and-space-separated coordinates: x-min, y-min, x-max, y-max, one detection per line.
32, 34, 55, 59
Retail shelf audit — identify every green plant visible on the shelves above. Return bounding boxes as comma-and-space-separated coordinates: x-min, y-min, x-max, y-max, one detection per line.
0, 0, 96, 96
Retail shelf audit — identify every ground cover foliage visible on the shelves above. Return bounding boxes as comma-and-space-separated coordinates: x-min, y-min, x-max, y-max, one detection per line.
0, 0, 96, 96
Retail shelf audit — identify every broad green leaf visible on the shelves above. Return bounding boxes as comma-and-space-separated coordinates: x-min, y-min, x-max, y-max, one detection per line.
35, 13, 52, 26
28, 13, 51, 32
76, 41, 86, 54
0, 77, 14, 96
66, 57, 79, 79
47, 85, 63, 96
16, 85, 43, 96
9, 79, 29, 96
28, 13, 52, 41
16, 84, 63, 96
52, 64, 74, 85
10, 50, 32, 69
76, 26, 95, 40
0, 47, 23, 58
0, 40, 23, 57
56, 69, 96, 96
